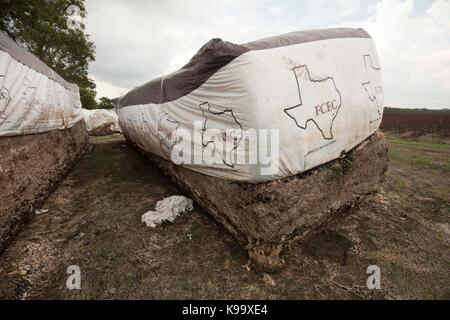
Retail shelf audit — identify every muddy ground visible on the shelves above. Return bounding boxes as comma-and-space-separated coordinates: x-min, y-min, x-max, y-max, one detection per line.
0, 134, 448, 299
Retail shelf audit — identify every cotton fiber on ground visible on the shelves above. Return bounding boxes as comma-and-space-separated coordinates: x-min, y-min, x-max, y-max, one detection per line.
142, 196, 194, 228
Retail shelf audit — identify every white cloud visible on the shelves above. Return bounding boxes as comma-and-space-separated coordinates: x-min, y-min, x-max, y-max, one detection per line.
338, 0, 450, 109
93, 78, 128, 100
85, 0, 449, 109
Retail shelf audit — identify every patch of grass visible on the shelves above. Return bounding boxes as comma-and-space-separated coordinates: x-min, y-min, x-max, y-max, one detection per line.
387, 172, 407, 193
386, 135, 450, 151
388, 146, 450, 171
389, 148, 438, 169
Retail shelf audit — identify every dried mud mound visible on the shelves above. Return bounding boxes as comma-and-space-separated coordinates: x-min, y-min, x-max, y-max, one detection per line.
0, 121, 88, 253
130, 131, 389, 271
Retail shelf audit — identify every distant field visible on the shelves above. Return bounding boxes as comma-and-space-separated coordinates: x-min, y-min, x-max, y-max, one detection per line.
381, 107, 450, 139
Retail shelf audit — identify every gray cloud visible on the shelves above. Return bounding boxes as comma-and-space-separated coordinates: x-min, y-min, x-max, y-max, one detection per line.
85, 0, 449, 109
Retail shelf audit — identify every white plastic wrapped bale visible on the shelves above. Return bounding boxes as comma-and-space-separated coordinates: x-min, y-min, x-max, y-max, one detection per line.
120, 28, 388, 270
118, 28, 384, 183
82, 109, 121, 136
0, 32, 83, 137
0, 32, 88, 252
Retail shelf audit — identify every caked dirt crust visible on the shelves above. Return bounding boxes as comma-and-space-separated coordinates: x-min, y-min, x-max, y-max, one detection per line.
0, 134, 448, 299
133, 131, 388, 271
0, 121, 88, 254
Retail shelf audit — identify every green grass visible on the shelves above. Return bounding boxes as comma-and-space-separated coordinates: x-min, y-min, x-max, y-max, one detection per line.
389, 149, 443, 170
386, 135, 450, 171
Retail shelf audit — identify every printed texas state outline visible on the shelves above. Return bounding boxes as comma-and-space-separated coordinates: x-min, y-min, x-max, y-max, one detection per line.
284, 65, 342, 140
362, 54, 383, 116
199, 102, 243, 168
0, 75, 10, 121
158, 111, 181, 153
0, 86, 9, 122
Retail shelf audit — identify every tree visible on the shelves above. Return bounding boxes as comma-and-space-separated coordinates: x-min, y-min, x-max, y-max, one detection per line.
0, 0, 97, 108
80, 86, 98, 110
97, 97, 115, 110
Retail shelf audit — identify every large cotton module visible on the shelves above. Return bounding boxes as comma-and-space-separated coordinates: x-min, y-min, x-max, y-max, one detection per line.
118, 28, 388, 269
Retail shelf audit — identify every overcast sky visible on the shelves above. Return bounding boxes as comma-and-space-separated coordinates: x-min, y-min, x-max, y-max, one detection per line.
84, 0, 449, 109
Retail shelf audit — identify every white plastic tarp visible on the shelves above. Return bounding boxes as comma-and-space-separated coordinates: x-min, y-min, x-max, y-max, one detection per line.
0, 32, 83, 137
118, 28, 384, 183
82, 109, 121, 135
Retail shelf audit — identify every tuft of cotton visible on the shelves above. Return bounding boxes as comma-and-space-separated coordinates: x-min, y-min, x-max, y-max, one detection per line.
141, 196, 194, 228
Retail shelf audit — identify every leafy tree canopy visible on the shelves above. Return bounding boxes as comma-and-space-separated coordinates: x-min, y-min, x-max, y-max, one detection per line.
80, 86, 98, 110
98, 97, 115, 110
0, 0, 97, 108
